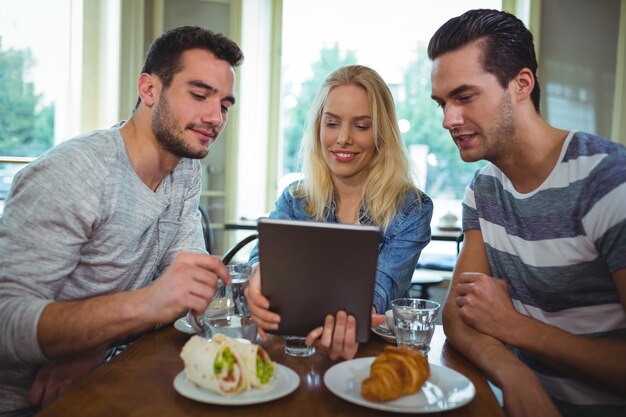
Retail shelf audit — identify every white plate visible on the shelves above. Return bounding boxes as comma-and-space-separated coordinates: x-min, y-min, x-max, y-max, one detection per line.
371, 323, 396, 344
323, 357, 475, 413
173, 317, 262, 343
174, 317, 197, 334
174, 364, 300, 405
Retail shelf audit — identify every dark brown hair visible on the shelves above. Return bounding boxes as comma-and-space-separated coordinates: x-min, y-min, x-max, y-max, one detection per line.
428, 9, 541, 113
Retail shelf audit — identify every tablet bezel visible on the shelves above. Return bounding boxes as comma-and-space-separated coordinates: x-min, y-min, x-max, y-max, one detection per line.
258, 217, 380, 342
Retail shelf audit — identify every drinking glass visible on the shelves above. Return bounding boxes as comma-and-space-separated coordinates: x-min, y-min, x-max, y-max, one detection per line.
283, 335, 316, 357
187, 264, 257, 341
391, 298, 440, 355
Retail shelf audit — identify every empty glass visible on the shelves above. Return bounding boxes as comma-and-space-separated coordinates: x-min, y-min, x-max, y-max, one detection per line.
283, 335, 316, 357
391, 298, 440, 355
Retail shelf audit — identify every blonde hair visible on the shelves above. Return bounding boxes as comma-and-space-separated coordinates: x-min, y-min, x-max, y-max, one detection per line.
293, 65, 420, 230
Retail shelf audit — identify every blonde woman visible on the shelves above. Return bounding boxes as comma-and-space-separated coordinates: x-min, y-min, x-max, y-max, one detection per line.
246, 65, 433, 360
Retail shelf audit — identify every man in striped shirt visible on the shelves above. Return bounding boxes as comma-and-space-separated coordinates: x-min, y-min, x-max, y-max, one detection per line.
429, 9, 625, 417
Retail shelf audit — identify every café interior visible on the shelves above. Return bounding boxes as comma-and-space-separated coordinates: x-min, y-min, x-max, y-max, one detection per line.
0, 0, 625, 416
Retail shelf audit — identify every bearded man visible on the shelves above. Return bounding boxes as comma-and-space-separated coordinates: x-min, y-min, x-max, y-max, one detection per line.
0, 26, 243, 416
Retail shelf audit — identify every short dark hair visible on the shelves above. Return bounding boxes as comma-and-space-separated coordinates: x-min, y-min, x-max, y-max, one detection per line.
135, 26, 244, 109
428, 9, 541, 113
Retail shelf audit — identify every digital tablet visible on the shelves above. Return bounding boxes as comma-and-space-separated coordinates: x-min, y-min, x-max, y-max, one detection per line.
258, 217, 380, 342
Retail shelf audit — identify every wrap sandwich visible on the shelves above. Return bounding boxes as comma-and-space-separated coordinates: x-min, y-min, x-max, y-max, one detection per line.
180, 335, 249, 396
214, 334, 276, 388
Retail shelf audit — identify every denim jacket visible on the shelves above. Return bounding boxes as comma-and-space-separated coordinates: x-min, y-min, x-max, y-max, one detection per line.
249, 181, 433, 313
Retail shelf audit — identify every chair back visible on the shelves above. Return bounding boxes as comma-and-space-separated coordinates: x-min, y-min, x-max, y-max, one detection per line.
198, 206, 213, 253
221, 234, 258, 265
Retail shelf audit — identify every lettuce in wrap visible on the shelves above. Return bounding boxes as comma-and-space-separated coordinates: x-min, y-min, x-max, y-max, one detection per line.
214, 334, 276, 388
180, 335, 249, 396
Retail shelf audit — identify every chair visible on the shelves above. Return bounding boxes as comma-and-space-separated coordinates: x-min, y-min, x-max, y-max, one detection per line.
410, 268, 447, 299
198, 206, 214, 254
455, 232, 464, 255
221, 233, 258, 265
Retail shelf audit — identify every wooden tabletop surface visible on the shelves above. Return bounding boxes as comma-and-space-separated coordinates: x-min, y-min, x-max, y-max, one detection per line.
36, 324, 504, 417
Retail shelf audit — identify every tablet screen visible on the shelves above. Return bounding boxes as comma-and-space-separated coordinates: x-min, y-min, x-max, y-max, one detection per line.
258, 218, 380, 342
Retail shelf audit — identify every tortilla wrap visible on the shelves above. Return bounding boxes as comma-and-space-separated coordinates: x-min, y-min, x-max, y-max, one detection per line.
180, 335, 249, 396
213, 334, 276, 388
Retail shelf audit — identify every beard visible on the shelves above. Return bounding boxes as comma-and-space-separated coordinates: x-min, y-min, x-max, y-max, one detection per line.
455, 90, 516, 164
151, 93, 211, 159
482, 91, 516, 162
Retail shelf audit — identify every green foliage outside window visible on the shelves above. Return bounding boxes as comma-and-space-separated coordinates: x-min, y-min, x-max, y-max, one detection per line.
281, 44, 486, 200
397, 45, 485, 199
0, 37, 54, 157
282, 44, 358, 173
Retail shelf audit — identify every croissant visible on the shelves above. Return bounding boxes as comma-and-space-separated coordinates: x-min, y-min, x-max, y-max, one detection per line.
361, 345, 430, 402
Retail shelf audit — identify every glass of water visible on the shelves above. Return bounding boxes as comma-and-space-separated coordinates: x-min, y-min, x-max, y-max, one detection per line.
187, 264, 257, 341
391, 298, 440, 355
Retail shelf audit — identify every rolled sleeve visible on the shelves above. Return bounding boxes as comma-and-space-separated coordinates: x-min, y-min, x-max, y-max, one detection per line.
0, 151, 99, 364
0, 296, 51, 364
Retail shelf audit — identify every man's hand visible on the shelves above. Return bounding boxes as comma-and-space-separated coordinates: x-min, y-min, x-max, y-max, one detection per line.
498, 362, 563, 417
455, 272, 520, 340
140, 252, 231, 324
27, 346, 107, 409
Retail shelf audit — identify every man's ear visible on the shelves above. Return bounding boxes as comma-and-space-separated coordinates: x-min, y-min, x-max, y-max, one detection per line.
137, 73, 160, 108
512, 68, 535, 103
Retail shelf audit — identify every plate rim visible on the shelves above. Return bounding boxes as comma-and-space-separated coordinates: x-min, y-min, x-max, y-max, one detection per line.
174, 363, 300, 405
323, 357, 475, 413
370, 325, 396, 344
174, 317, 197, 334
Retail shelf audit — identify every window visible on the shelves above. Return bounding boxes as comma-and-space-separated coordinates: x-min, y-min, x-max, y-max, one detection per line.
0, 0, 75, 211
540, 0, 620, 139
0, 1, 120, 214
278, 0, 500, 226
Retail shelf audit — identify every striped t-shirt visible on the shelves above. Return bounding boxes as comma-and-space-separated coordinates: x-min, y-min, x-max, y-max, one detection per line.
463, 131, 626, 416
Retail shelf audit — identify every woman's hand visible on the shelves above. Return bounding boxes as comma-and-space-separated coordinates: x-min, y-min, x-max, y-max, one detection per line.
306, 310, 384, 361
244, 264, 281, 340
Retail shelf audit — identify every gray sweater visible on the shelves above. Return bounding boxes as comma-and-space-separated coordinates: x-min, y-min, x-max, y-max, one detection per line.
0, 127, 205, 415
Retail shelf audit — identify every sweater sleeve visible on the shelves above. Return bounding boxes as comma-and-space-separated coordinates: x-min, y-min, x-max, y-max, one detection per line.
0, 145, 104, 365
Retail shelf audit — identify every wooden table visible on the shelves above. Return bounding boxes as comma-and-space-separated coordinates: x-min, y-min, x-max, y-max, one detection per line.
431, 227, 463, 243
36, 325, 503, 417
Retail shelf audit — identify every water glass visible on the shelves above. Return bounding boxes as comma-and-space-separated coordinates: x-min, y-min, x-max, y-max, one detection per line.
206, 315, 258, 341
187, 264, 257, 341
283, 335, 316, 357
391, 298, 440, 355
